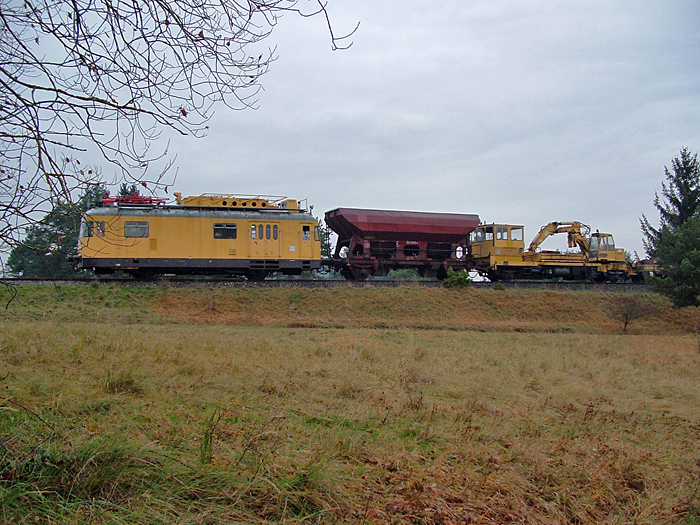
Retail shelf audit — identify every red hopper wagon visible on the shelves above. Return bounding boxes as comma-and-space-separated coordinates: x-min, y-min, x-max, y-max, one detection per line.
324, 208, 480, 280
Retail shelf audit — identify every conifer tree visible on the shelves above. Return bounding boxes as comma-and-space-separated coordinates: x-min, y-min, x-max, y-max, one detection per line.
641, 148, 700, 255
7, 185, 105, 278
640, 148, 700, 306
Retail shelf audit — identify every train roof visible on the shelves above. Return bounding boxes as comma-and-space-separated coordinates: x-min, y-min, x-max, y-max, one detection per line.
325, 208, 480, 242
84, 205, 317, 221
96, 193, 307, 212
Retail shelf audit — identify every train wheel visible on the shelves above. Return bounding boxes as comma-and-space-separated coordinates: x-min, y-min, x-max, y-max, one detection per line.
352, 268, 371, 281
129, 269, 157, 280
246, 271, 269, 281
340, 267, 356, 280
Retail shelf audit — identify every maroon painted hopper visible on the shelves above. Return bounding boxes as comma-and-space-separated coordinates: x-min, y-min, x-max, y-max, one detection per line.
325, 208, 480, 242
325, 208, 480, 280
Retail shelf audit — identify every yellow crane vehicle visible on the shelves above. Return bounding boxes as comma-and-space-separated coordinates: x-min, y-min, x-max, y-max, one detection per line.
75, 193, 322, 280
469, 221, 639, 282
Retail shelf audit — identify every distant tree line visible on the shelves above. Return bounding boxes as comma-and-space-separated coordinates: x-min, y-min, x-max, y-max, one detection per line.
1, 1, 354, 259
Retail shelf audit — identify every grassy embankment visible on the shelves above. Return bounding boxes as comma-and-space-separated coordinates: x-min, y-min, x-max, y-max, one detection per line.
1, 284, 699, 524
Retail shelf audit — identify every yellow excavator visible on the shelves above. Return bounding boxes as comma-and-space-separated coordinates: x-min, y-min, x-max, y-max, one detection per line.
470, 221, 637, 281
525, 221, 591, 254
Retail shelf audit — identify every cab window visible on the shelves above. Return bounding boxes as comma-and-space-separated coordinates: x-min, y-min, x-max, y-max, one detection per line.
314, 226, 320, 242
485, 226, 493, 241
273, 225, 278, 240
511, 227, 523, 241
496, 227, 508, 240
251, 226, 256, 239
473, 228, 485, 242
303, 225, 311, 241
266, 224, 271, 240
257, 224, 263, 240
124, 221, 149, 238
214, 223, 237, 239
600, 237, 608, 251
81, 221, 94, 238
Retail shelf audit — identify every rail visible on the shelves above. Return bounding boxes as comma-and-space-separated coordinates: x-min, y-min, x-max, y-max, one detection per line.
1, 277, 650, 292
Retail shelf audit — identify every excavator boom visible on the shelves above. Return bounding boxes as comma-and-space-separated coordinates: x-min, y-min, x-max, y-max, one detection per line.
525, 221, 591, 254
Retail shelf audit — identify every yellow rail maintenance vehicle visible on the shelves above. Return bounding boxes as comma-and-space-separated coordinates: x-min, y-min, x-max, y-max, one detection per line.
470, 221, 639, 282
76, 193, 322, 280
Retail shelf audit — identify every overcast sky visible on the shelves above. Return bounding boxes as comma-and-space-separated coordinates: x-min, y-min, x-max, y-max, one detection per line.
166, 0, 700, 256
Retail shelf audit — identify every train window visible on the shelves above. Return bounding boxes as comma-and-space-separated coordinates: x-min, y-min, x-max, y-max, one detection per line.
474, 229, 485, 242
81, 221, 93, 238
96, 221, 105, 237
251, 226, 256, 239
511, 228, 523, 241
266, 224, 271, 240
124, 221, 149, 238
214, 223, 237, 239
496, 227, 508, 240
258, 224, 263, 240
314, 226, 320, 242
600, 237, 608, 251
303, 225, 311, 241
485, 226, 493, 241
607, 237, 615, 250
273, 225, 278, 240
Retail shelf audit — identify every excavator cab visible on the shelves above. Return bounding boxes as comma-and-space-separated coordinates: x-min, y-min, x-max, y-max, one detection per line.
588, 232, 621, 262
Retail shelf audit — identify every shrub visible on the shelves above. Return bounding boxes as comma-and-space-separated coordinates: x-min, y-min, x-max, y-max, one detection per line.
611, 296, 647, 332
443, 267, 472, 288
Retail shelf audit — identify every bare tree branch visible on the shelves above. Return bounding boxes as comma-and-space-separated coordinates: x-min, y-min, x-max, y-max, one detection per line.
0, 0, 355, 253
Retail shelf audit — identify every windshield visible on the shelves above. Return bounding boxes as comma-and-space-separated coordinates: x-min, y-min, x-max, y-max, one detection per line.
589, 236, 599, 253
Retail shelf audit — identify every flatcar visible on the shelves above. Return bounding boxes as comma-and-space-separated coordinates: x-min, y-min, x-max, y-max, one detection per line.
76, 193, 322, 280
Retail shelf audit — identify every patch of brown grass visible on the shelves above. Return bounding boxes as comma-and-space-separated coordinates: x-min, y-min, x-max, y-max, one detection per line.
146, 286, 699, 335
1, 318, 699, 523
1, 285, 699, 523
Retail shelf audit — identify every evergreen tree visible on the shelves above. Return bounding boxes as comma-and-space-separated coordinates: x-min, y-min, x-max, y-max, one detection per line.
7, 185, 106, 278
640, 148, 700, 307
641, 148, 700, 256
652, 217, 700, 307
118, 184, 140, 196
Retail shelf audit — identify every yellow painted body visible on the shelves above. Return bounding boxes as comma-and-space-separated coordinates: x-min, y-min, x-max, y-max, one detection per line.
78, 194, 321, 276
470, 223, 636, 280
80, 214, 319, 260
469, 224, 526, 267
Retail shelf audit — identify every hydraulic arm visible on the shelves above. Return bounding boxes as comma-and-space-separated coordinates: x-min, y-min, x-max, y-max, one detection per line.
525, 221, 591, 254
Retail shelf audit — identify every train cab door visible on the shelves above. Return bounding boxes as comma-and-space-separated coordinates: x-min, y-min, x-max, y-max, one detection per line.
250, 222, 281, 258
265, 223, 281, 258
250, 223, 264, 258
299, 224, 316, 259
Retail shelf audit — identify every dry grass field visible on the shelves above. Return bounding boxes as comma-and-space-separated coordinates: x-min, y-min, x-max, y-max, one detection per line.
0, 284, 699, 524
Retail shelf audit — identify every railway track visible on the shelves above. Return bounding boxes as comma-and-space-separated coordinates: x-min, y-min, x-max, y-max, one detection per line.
1, 277, 649, 292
